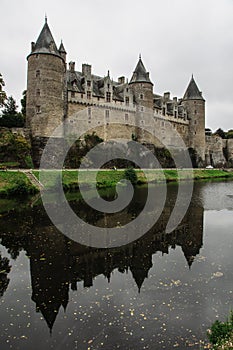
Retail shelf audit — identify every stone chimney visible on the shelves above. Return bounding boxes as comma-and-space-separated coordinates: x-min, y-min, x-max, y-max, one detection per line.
82, 64, 92, 76
31, 42, 35, 51
69, 62, 75, 72
118, 76, 125, 84
164, 92, 170, 100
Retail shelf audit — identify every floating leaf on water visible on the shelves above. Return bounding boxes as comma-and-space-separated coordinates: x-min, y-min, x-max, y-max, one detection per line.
212, 272, 223, 278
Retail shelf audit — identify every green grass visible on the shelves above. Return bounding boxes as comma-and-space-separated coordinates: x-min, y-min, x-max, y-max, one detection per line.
0, 171, 38, 197
0, 161, 20, 168
31, 168, 233, 191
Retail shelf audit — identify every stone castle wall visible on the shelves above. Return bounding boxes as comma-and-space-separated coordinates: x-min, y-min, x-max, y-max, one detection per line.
25, 20, 232, 168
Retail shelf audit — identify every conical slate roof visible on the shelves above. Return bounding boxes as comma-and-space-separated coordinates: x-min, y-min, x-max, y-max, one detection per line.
130, 56, 152, 84
59, 41, 66, 53
183, 75, 205, 100
30, 18, 60, 56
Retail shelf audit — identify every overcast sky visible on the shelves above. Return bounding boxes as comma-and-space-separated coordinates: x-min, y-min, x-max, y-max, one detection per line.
1, 0, 233, 131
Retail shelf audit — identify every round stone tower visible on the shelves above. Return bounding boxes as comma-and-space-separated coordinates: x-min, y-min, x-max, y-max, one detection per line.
182, 75, 205, 165
129, 56, 153, 110
26, 18, 66, 165
129, 56, 153, 141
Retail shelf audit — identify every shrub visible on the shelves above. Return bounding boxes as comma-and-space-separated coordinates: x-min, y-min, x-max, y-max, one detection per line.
7, 178, 37, 196
207, 311, 233, 348
124, 167, 138, 185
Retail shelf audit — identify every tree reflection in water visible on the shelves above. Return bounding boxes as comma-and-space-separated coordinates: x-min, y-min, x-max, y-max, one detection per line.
0, 252, 11, 298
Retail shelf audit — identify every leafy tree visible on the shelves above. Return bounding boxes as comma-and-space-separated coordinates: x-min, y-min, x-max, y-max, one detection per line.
124, 167, 138, 185
0, 73, 7, 107
214, 128, 226, 139
0, 96, 25, 127
2, 96, 18, 116
65, 132, 103, 168
226, 129, 233, 139
21, 90, 26, 117
0, 129, 32, 167
83, 132, 103, 152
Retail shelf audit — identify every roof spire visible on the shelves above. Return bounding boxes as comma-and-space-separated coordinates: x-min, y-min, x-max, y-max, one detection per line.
29, 18, 60, 57
59, 40, 66, 54
183, 75, 205, 101
139, 53, 141, 59
129, 56, 152, 84
45, 14, 47, 23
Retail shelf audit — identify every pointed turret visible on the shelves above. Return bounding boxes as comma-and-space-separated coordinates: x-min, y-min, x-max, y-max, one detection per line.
29, 17, 60, 57
26, 18, 66, 165
182, 74, 206, 165
128, 56, 154, 116
59, 41, 66, 54
59, 40, 67, 61
130, 56, 152, 84
183, 75, 205, 101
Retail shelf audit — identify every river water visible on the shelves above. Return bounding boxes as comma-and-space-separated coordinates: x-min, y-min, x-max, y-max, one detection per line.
0, 180, 232, 349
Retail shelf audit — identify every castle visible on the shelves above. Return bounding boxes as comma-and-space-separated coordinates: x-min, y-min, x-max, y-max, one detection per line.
26, 18, 232, 167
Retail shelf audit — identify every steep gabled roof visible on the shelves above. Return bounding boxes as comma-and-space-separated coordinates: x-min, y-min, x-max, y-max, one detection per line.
31, 18, 60, 56
130, 56, 152, 84
183, 75, 205, 101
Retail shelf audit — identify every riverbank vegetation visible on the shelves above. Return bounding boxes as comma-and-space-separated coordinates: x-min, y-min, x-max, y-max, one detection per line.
33, 168, 233, 191
207, 311, 233, 349
0, 129, 33, 168
0, 172, 38, 197
0, 168, 232, 197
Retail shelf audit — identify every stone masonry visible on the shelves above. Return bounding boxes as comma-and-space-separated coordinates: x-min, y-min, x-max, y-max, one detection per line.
26, 18, 228, 168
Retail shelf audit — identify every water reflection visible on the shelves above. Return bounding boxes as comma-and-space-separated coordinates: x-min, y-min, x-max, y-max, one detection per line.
0, 183, 205, 334
0, 253, 11, 297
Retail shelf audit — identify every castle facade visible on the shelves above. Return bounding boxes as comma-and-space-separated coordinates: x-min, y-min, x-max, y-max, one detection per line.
26, 19, 232, 167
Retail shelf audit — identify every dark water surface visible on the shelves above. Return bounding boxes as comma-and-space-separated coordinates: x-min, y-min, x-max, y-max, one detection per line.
0, 180, 233, 349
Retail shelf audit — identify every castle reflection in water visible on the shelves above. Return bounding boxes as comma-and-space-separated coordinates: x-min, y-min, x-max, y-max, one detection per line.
0, 184, 204, 332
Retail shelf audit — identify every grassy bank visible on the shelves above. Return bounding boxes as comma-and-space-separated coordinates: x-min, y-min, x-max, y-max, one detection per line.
32, 168, 233, 191
0, 169, 232, 197
0, 171, 38, 197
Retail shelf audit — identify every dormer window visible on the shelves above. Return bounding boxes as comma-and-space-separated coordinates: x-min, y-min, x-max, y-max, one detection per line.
125, 97, 129, 106
87, 91, 91, 99
106, 92, 111, 102
71, 91, 75, 98
87, 80, 91, 87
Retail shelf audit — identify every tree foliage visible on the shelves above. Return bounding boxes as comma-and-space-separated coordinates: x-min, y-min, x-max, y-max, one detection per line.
0, 73, 7, 107
21, 90, 26, 117
213, 128, 233, 139
0, 96, 25, 127
0, 129, 33, 168
214, 128, 226, 139
65, 132, 103, 168
226, 129, 233, 139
